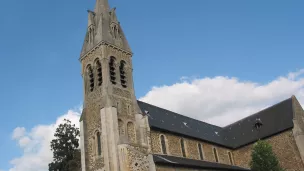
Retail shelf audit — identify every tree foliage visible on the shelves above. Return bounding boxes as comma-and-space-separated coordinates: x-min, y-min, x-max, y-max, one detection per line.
250, 140, 284, 171
48, 119, 81, 171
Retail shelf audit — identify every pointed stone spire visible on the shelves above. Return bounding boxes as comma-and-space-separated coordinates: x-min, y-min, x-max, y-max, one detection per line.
94, 0, 109, 14
80, 0, 131, 58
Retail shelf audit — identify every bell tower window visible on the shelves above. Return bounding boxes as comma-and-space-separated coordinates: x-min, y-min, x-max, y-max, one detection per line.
120, 60, 127, 88
109, 57, 116, 85
87, 65, 94, 92
96, 60, 102, 86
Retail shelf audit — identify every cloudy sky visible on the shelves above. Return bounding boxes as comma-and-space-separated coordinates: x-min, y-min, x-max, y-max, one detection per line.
0, 0, 304, 170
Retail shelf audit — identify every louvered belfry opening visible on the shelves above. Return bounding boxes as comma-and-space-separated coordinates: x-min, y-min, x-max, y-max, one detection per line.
88, 65, 94, 92
120, 60, 127, 88
96, 60, 102, 86
109, 56, 116, 85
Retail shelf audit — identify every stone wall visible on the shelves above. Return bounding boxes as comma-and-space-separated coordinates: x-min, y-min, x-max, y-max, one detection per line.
151, 130, 304, 171
233, 130, 304, 171
292, 96, 304, 164
150, 130, 233, 165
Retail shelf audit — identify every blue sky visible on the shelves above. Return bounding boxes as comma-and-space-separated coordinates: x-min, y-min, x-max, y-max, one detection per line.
0, 0, 304, 170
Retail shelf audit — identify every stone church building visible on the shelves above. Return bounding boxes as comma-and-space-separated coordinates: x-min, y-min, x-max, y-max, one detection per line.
78, 0, 304, 170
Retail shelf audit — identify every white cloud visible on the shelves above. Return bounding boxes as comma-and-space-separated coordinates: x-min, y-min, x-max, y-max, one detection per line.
9, 109, 81, 171
140, 69, 304, 127
12, 127, 26, 140
18, 137, 31, 148
288, 69, 304, 80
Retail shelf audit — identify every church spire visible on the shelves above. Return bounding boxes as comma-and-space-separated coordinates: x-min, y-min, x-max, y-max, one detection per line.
80, 0, 131, 58
94, 0, 109, 14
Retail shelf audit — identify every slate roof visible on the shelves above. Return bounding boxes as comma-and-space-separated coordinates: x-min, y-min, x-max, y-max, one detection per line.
137, 97, 295, 149
137, 100, 225, 147
153, 154, 250, 171
222, 98, 294, 148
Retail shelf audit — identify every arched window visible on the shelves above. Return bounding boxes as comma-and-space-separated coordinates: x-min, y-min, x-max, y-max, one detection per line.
198, 143, 204, 160
87, 65, 94, 92
109, 57, 116, 84
213, 147, 219, 162
96, 60, 102, 86
228, 151, 234, 165
119, 60, 127, 88
180, 138, 186, 157
160, 135, 167, 154
97, 132, 102, 156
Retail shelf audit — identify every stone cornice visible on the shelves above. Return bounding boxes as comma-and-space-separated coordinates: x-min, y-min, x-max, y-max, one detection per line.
79, 41, 133, 62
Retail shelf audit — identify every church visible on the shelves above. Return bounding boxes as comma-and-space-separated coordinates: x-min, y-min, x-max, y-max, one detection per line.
78, 0, 304, 170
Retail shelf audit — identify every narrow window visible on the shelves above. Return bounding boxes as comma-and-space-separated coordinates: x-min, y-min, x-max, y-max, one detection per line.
198, 143, 204, 160
213, 147, 218, 162
160, 135, 167, 154
228, 151, 234, 165
97, 132, 101, 156
87, 65, 94, 92
92, 136, 96, 156
119, 60, 127, 88
109, 57, 116, 84
96, 60, 102, 86
180, 139, 186, 157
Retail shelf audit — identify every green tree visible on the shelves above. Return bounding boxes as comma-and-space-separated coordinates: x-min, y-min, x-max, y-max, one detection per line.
48, 119, 81, 171
250, 140, 284, 171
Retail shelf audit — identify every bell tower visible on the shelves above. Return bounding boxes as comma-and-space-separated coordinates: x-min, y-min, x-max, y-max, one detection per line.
79, 0, 155, 171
